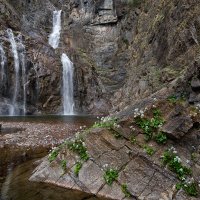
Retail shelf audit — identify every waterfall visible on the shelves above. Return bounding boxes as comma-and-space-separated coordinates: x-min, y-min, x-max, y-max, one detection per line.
0, 44, 6, 90
7, 29, 27, 115
48, 10, 62, 49
7, 29, 20, 115
61, 53, 74, 115
17, 35, 27, 115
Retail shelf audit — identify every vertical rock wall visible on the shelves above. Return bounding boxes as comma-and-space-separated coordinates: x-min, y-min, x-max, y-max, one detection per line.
0, 0, 200, 114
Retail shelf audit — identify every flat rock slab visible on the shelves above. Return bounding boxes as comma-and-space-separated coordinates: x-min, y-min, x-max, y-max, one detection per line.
30, 128, 197, 200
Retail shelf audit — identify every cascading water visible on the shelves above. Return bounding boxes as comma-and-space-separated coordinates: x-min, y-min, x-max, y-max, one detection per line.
0, 44, 7, 89
7, 29, 27, 115
61, 53, 74, 115
48, 10, 62, 49
17, 35, 27, 115
7, 29, 20, 116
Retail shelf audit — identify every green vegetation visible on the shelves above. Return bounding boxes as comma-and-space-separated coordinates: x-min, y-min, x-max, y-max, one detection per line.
176, 182, 198, 197
74, 162, 82, 176
61, 160, 67, 171
67, 138, 89, 161
121, 183, 131, 197
92, 117, 118, 129
48, 148, 60, 162
162, 149, 191, 180
162, 147, 198, 197
167, 95, 177, 103
104, 168, 119, 186
155, 132, 167, 144
136, 108, 164, 141
130, 135, 137, 144
167, 94, 186, 104
143, 145, 155, 156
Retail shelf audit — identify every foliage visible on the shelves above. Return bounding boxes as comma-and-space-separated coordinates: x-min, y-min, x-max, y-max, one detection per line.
162, 148, 191, 180
176, 182, 198, 197
162, 147, 198, 197
48, 148, 60, 162
130, 135, 137, 144
92, 116, 118, 129
121, 184, 131, 197
155, 132, 167, 144
104, 168, 119, 186
61, 160, 67, 171
136, 118, 153, 140
74, 162, 82, 176
143, 145, 155, 156
67, 138, 89, 161
167, 95, 177, 103
136, 108, 164, 141
167, 94, 186, 104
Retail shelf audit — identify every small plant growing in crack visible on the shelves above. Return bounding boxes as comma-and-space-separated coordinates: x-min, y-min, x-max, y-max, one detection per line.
130, 135, 137, 144
74, 161, 82, 176
162, 147, 191, 180
161, 147, 198, 197
176, 180, 198, 197
92, 116, 118, 129
143, 145, 155, 156
155, 132, 167, 144
135, 108, 164, 141
48, 147, 60, 162
67, 137, 89, 161
121, 183, 131, 197
61, 160, 67, 172
104, 168, 119, 186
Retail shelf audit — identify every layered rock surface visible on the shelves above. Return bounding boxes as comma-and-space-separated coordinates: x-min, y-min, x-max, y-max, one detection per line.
30, 99, 200, 199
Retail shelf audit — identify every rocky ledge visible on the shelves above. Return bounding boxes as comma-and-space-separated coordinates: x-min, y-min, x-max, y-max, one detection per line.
30, 98, 200, 200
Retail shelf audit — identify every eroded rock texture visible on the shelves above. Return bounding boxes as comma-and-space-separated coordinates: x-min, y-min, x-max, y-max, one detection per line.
0, 0, 200, 115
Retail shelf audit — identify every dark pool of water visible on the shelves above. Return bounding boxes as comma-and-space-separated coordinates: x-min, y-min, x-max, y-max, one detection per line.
0, 115, 97, 124
0, 158, 106, 200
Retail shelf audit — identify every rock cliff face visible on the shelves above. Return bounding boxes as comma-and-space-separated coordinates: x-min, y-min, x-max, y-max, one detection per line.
0, 0, 200, 114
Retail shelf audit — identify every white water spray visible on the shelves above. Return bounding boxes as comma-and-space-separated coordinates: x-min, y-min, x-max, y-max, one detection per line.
48, 10, 62, 49
0, 44, 6, 85
7, 29, 27, 115
17, 35, 27, 115
7, 29, 20, 115
61, 53, 74, 115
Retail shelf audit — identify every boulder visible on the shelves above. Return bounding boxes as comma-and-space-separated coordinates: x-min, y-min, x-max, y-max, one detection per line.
162, 116, 193, 139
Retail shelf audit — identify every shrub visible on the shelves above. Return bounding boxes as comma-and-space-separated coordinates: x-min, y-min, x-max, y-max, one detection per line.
155, 132, 167, 144
104, 168, 119, 186
74, 162, 82, 176
121, 184, 131, 197
67, 138, 89, 161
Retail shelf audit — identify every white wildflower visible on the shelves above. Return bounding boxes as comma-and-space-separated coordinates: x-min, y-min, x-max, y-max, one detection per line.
103, 164, 108, 169
174, 156, 181, 163
186, 160, 190, 164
